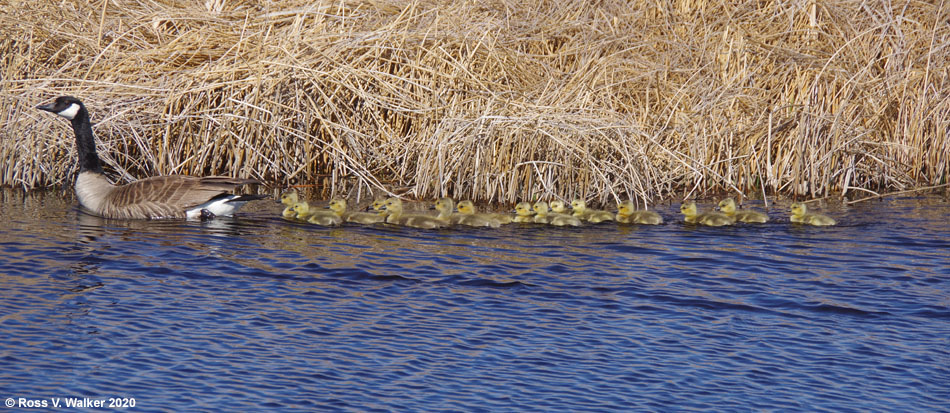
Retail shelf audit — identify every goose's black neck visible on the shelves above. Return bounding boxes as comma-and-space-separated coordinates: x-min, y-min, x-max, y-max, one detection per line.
70, 106, 104, 174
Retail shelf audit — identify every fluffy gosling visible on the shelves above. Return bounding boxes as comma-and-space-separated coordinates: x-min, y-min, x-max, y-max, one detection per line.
457, 200, 512, 224
680, 201, 735, 226
717, 198, 768, 223
616, 201, 663, 225
513, 202, 535, 223
280, 191, 299, 218
329, 198, 384, 224
533, 201, 582, 226
383, 198, 447, 229
570, 199, 614, 223
790, 202, 836, 226
293, 201, 343, 226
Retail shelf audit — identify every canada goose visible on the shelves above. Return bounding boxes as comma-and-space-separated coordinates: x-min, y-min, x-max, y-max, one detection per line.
616, 201, 663, 225
292, 201, 343, 226
570, 199, 614, 223
37, 96, 266, 219
280, 191, 299, 218
533, 201, 582, 226
383, 198, 446, 229
680, 201, 735, 226
328, 198, 384, 224
790, 202, 836, 226
513, 202, 535, 222
717, 198, 769, 223
434, 198, 497, 227
457, 200, 512, 224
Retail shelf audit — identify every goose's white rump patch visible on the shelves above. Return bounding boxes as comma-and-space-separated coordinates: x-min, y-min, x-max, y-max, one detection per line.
185, 195, 249, 219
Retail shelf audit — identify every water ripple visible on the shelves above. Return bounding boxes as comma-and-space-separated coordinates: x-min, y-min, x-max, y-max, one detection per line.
1, 191, 948, 411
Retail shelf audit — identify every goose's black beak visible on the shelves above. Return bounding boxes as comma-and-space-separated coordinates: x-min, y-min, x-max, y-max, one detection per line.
36, 103, 56, 113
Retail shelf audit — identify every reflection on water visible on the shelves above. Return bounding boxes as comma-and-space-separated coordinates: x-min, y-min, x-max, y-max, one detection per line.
1, 189, 948, 411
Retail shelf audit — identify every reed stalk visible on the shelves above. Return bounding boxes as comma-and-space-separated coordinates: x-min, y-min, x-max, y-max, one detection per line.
2, 0, 947, 207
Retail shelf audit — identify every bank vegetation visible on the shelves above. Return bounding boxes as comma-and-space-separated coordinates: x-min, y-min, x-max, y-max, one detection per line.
1, 0, 947, 206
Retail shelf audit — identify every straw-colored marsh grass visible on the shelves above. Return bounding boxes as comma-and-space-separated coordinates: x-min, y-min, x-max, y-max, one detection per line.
2, 0, 948, 206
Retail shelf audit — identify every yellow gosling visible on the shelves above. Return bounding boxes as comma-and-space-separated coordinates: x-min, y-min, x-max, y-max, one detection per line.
532, 201, 552, 224
533, 201, 581, 226
291, 201, 313, 220
717, 198, 769, 223
548, 200, 581, 224
308, 212, 343, 226
451, 200, 501, 227
571, 199, 614, 223
293, 201, 342, 226
458, 200, 512, 224
549, 200, 570, 215
280, 191, 299, 218
680, 201, 735, 226
513, 202, 535, 223
433, 197, 461, 224
329, 198, 384, 224
383, 198, 447, 229
790, 202, 836, 226
616, 201, 663, 225
434, 197, 497, 227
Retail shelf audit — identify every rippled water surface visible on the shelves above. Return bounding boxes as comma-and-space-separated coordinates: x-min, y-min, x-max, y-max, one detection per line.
1, 189, 948, 412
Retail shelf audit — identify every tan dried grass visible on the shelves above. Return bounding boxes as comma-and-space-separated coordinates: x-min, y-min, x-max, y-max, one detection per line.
1, 0, 947, 207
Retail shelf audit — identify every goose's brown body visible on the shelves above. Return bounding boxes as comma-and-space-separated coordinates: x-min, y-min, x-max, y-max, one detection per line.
76, 172, 261, 219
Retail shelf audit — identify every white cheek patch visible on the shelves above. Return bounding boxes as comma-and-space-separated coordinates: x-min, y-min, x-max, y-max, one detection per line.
57, 103, 80, 120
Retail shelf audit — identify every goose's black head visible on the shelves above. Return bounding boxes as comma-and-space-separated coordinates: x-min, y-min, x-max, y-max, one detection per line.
37, 95, 102, 173
37, 96, 86, 121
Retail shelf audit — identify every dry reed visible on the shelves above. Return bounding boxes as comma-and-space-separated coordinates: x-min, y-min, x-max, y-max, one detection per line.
1, 0, 948, 208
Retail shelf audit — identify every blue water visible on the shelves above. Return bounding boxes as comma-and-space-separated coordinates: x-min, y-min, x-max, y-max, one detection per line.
1, 189, 948, 412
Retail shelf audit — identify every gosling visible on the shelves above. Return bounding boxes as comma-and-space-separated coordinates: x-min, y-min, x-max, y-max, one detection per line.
293, 201, 343, 226
533, 201, 582, 226
457, 200, 512, 224
680, 201, 735, 226
328, 198, 384, 224
513, 202, 535, 223
790, 202, 836, 226
549, 200, 571, 215
570, 199, 614, 223
434, 198, 497, 228
383, 198, 447, 229
616, 201, 663, 225
548, 200, 583, 224
717, 198, 769, 223
280, 191, 299, 218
